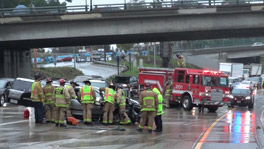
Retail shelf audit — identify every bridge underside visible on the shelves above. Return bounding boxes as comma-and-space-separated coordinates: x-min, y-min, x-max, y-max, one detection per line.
2, 6, 264, 49
2, 28, 264, 49
0, 49, 31, 78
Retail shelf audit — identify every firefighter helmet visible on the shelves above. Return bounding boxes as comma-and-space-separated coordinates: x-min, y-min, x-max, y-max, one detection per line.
145, 83, 152, 89
46, 78, 52, 83
34, 72, 41, 80
59, 79, 66, 85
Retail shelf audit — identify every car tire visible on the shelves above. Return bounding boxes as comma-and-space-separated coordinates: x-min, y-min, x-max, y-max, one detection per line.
0, 95, 4, 106
182, 95, 193, 111
248, 102, 254, 109
230, 103, 234, 108
207, 106, 218, 112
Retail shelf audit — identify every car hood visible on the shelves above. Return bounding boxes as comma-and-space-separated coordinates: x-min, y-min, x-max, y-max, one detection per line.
232, 93, 248, 97
0, 88, 5, 94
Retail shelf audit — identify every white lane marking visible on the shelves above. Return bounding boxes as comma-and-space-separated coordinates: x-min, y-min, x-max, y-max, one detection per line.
1, 116, 15, 118
0, 120, 28, 126
96, 130, 106, 133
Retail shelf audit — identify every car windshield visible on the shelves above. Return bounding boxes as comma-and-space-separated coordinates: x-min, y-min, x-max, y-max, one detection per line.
74, 76, 90, 83
241, 81, 250, 85
115, 77, 130, 84
91, 82, 106, 88
0, 80, 7, 88
232, 89, 250, 95
12, 80, 33, 91
246, 77, 259, 82
202, 76, 228, 87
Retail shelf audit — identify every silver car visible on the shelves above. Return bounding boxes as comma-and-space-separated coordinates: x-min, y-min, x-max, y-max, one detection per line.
70, 87, 141, 123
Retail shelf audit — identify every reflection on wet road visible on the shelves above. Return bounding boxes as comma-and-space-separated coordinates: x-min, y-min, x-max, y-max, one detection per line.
0, 92, 263, 148
195, 99, 260, 148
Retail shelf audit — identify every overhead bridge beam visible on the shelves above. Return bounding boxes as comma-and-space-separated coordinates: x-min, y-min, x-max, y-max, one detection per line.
1, 5, 264, 48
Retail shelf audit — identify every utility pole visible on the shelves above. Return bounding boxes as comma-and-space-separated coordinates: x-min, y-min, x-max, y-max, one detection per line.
90, 0, 93, 11
104, 45, 106, 62
153, 43, 156, 67
33, 48, 37, 68
85, 0, 88, 12
72, 47, 76, 68
117, 56, 120, 75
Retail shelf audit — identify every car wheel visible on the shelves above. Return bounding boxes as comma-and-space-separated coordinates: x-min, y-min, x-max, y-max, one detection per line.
182, 96, 193, 111
207, 106, 218, 112
231, 103, 234, 108
0, 95, 5, 106
248, 102, 254, 109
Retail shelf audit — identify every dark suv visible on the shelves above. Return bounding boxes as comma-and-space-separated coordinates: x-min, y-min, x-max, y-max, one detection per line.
230, 88, 254, 109
113, 76, 138, 89
8, 78, 34, 106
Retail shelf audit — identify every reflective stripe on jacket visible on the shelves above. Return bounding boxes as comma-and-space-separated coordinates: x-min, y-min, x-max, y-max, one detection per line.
31, 81, 43, 102
43, 84, 55, 104
80, 85, 94, 103
104, 88, 115, 104
55, 87, 67, 107
139, 89, 157, 112
117, 89, 126, 106
153, 88, 164, 115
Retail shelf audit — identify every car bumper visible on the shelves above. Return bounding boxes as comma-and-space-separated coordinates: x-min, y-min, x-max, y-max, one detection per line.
231, 100, 252, 106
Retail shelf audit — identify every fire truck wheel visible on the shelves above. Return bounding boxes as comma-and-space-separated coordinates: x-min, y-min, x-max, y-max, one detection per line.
207, 106, 218, 112
182, 96, 193, 111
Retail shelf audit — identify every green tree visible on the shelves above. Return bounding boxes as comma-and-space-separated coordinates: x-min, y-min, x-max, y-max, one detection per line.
2, 0, 72, 8
117, 44, 134, 51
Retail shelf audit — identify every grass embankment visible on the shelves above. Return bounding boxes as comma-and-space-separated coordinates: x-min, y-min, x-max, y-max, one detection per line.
107, 55, 201, 79
31, 67, 84, 80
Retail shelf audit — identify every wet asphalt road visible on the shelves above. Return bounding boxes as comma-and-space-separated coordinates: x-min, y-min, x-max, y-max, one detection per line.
0, 92, 262, 149
41, 62, 118, 79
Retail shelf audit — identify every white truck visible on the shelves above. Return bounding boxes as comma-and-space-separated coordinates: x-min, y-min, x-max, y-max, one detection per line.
219, 63, 244, 77
244, 63, 262, 77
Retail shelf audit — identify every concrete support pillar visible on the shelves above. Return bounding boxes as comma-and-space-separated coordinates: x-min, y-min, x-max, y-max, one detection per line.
0, 49, 31, 78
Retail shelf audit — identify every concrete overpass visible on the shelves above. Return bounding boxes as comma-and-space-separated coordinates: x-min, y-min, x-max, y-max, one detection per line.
182, 45, 264, 70
2, 5, 264, 49
1, 4, 264, 78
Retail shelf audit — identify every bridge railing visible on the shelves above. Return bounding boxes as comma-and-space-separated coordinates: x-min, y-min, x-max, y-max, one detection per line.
1, 0, 264, 17
0, 5, 90, 17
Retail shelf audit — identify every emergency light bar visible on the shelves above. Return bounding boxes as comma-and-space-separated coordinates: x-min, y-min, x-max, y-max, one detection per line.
203, 69, 224, 75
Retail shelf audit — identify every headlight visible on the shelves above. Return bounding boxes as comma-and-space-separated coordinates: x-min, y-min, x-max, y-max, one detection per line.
245, 96, 251, 100
229, 95, 234, 99
123, 84, 128, 87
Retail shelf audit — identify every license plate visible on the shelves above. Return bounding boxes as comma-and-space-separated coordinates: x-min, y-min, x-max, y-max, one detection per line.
237, 101, 241, 103
10, 99, 18, 104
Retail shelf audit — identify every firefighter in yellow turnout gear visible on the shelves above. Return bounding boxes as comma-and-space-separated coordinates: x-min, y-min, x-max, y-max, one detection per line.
78, 79, 96, 124
153, 87, 164, 132
165, 81, 172, 108
176, 53, 186, 68
99, 85, 117, 124
116, 86, 131, 125
54, 79, 70, 127
66, 81, 78, 118
138, 83, 158, 132
31, 73, 45, 124
43, 78, 56, 123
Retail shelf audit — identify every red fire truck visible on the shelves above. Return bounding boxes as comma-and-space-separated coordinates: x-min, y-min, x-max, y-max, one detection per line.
138, 67, 230, 112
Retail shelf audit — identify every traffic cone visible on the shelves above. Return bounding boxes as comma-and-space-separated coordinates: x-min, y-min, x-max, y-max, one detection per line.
24, 108, 29, 119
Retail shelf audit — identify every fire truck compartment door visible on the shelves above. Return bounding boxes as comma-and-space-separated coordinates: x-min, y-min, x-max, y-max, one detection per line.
139, 73, 165, 94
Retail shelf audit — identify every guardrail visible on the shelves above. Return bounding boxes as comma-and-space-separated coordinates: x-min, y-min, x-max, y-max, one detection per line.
1, 0, 264, 17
